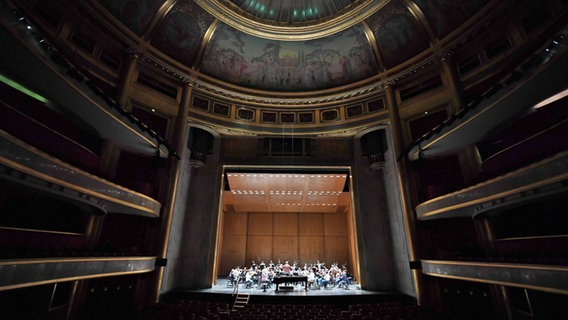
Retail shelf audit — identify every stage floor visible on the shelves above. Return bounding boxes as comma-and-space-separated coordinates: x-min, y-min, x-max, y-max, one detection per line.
195, 278, 381, 297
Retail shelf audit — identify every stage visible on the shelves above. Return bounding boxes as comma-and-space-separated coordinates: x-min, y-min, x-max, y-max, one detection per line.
189, 277, 387, 297
162, 277, 417, 318
154, 278, 421, 320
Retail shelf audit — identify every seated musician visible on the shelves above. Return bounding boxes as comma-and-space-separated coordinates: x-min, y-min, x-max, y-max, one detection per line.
260, 267, 269, 289
267, 268, 275, 287
244, 269, 254, 288
335, 270, 349, 289
307, 269, 316, 289
228, 267, 241, 286
318, 271, 331, 288
227, 269, 235, 286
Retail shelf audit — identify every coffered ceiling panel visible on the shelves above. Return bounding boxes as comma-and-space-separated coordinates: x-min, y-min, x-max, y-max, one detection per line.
306, 195, 340, 204
307, 174, 347, 191
227, 173, 268, 191
224, 172, 348, 213
266, 174, 307, 192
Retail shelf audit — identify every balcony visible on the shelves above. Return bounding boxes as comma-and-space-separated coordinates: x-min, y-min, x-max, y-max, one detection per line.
0, 130, 161, 217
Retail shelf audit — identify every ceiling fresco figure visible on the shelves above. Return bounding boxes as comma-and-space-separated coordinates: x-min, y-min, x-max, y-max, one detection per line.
200, 24, 379, 91
369, 0, 430, 68
150, 4, 206, 67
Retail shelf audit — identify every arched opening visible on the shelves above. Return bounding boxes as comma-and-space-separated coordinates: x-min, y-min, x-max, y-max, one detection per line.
213, 166, 360, 289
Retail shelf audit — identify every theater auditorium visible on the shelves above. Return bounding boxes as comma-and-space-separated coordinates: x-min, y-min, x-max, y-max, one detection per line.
1, 0, 567, 319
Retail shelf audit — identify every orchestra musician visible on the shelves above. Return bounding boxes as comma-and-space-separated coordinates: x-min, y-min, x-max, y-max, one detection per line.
228, 258, 352, 291
281, 260, 291, 275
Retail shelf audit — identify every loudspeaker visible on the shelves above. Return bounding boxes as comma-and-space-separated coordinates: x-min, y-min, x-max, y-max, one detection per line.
409, 261, 422, 269
155, 258, 168, 267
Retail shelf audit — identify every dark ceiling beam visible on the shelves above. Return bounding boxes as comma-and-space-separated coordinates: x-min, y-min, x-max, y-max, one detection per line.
401, 0, 438, 46
141, 0, 179, 43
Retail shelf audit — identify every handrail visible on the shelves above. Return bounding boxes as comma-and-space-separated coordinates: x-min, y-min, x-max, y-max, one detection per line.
232, 276, 240, 296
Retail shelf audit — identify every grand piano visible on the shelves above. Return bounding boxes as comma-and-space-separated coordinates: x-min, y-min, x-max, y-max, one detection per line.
272, 275, 308, 291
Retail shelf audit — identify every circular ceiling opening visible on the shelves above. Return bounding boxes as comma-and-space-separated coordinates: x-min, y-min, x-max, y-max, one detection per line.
226, 0, 368, 26
197, 0, 385, 40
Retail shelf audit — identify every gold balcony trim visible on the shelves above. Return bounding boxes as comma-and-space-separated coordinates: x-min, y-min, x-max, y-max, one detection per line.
1, 131, 161, 217
0, 256, 156, 292
421, 259, 568, 272
416, 153, 568, 220
422, 259, 568, 295
0, 256, 157, 265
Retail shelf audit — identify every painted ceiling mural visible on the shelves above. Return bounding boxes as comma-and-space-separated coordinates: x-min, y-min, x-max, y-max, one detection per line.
95, 0, 492, 91
150, 1, 214, 67
368, 0, 430, 69
99, 0, 164, 36
199, 24, 380, 92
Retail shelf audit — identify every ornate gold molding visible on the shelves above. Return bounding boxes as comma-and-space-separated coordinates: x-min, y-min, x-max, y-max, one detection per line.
195, 0, 391, 41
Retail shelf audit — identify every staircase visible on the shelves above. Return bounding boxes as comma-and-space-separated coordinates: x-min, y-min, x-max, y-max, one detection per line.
232, 292, 250, 312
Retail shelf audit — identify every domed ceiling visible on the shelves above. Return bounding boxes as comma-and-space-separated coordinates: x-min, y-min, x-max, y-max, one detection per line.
223, 0, 368, 26
98, 0, 489, 92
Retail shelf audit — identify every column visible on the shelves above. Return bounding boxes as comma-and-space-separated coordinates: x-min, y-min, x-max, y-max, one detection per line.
385, 83, 423, 304
150, 80, 192, 302
442, 53, 481, 183
116, 50, 139, 107
97, 50, 138, 179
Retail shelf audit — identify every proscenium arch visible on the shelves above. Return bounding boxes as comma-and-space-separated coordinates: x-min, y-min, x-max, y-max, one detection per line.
212, 165, 362, 287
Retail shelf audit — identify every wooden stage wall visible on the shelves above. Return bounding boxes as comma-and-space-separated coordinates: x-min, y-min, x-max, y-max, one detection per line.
219, 212, 350, 275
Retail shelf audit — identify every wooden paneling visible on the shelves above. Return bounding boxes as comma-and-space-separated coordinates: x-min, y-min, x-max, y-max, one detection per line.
324, 213, 348, 235
274, 213, 298, 235
223, 212, 247, 235
246, 235, 272, 264
227, 174, 267, 191
299, 236, 324, 264
273, 235, 298, 262
267, 174, 306, 192
248, 213, 273, 235
220, 211, 352, 273
269, 194, 303, 203
299, 213, 323, 235
324, 236, 349, 266
306, 195, 339, 203
307, 174, 346, 191
223, 172, 347, 213
220, 235, 246, 274
273, 204, 303, 212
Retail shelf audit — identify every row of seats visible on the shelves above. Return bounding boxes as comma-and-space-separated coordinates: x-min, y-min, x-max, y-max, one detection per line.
119, 298, 490, 320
